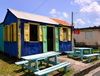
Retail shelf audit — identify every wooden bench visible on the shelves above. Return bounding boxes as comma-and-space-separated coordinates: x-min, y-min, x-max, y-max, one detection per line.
66, 53, 99, 62
15, 60, 29, 69
15, 61, 28, 65
83, 54, 99, 62
34, 62, 71, 76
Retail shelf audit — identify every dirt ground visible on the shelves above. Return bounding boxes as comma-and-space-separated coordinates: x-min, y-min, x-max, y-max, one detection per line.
58, 55, 92, 72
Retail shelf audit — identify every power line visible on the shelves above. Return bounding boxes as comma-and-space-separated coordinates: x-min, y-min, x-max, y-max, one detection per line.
31, 0, 48, 13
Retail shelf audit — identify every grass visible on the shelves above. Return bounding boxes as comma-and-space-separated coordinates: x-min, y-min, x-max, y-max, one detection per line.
0, 52, 74, 76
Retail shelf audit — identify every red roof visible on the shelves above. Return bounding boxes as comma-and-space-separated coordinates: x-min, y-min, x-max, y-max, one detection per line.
50, 18, 72, 26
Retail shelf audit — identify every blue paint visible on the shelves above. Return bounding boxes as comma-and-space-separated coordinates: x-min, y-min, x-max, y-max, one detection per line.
3, 10, 18, 26
21, 42, 42, 56
59, 41, 72, 52
21, 19, 45, 57
3, 10, 18, 57
4, 42, 18, 57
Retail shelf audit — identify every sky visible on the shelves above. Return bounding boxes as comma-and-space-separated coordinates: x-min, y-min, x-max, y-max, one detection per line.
0, 0, 100, 28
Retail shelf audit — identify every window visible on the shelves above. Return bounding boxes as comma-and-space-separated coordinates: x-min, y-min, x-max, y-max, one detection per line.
4, 23, 17, 42
77, 34, 80, 39
24, 23, 42, 42
63, 28, 68, 41
30, 24, 38, 41
59, 27, 71, 41
85, 32, 92, 39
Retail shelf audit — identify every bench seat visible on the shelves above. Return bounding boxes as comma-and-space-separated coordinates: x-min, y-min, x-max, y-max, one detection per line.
83, 54, 99, 62
83, 54, 99, 57
35, 62, 71, 76
15, 61, 28, 65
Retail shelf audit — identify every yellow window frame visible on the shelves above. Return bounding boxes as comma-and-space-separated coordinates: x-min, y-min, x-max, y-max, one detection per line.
10, 23, 17, 42
24, 22, 42, 42
59, 27, 71, 41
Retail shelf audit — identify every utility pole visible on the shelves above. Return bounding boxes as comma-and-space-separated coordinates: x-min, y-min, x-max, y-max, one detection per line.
71, 12, 74, 27
71, 12, 74, 50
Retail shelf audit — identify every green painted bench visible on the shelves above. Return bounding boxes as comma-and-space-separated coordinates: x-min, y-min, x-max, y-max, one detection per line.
34, 61, 71, 76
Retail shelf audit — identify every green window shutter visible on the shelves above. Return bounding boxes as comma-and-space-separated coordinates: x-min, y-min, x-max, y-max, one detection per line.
55, 27, 59, 52
42, 26, 47, 53
68, 28, 71, 41
38, 25, 43, 41
24, 23, 30, 41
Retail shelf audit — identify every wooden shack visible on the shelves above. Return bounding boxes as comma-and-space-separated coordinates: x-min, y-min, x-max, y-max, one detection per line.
2, 9, 72, 58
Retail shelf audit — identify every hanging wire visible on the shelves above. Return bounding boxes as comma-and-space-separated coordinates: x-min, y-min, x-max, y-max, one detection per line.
31, 0, 48, 13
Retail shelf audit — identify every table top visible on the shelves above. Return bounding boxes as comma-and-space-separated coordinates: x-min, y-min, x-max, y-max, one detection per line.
22, 52, 61, 60
74, 47, 92, 50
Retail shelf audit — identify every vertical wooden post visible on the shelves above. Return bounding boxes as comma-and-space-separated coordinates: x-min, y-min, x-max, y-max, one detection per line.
17, 19, 21, 58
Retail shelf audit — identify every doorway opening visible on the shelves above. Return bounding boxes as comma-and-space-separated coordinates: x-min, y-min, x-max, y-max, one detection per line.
47, 26, 54, 51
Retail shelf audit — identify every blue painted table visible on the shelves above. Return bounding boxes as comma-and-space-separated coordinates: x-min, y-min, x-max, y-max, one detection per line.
21, 52, 61, 72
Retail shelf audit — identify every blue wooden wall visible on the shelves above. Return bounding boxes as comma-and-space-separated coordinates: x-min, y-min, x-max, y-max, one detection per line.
3, 10, 18, 57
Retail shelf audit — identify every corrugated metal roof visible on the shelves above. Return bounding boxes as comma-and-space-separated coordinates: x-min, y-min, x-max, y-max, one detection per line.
8, 9, 58, 25
50, 18, 72, 26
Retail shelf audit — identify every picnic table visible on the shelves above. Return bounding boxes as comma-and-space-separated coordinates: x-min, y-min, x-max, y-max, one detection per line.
66, 47, 99, 62
16, 52, 61, 72
74, 47, 93, 55
15, 52, 71, 76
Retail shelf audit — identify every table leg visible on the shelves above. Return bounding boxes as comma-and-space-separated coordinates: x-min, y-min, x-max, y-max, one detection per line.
46, 58, 49, 67
80, 57, 83, 61
88, 57, 91, 63
28, 62, 31, 72
54, 55, 58, 65
64, 66, 68, 73
96, 55, 99, 60
35, 60, 38, 71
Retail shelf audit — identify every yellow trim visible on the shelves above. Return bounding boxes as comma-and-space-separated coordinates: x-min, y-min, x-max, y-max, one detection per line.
59, 27, 64, 41
68, 28, 71, 41
62, 27, 68, 29
18, 19, 21, 58
28, 22, 41, 26
13, 23, 17, 41
7, 25, 10, 41
47, 25, 55, 27
38, 25, 43, 41
24, 23, 30, 42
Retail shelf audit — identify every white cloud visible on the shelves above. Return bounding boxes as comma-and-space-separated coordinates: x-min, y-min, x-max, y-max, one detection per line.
80, 1, 100, 17
94, 18, 100, 25
62, 12, 68, 18
49, 9, 56, 14
49, 9, 68, 20
75, 19, 86, 26
72, 0, 94, 6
